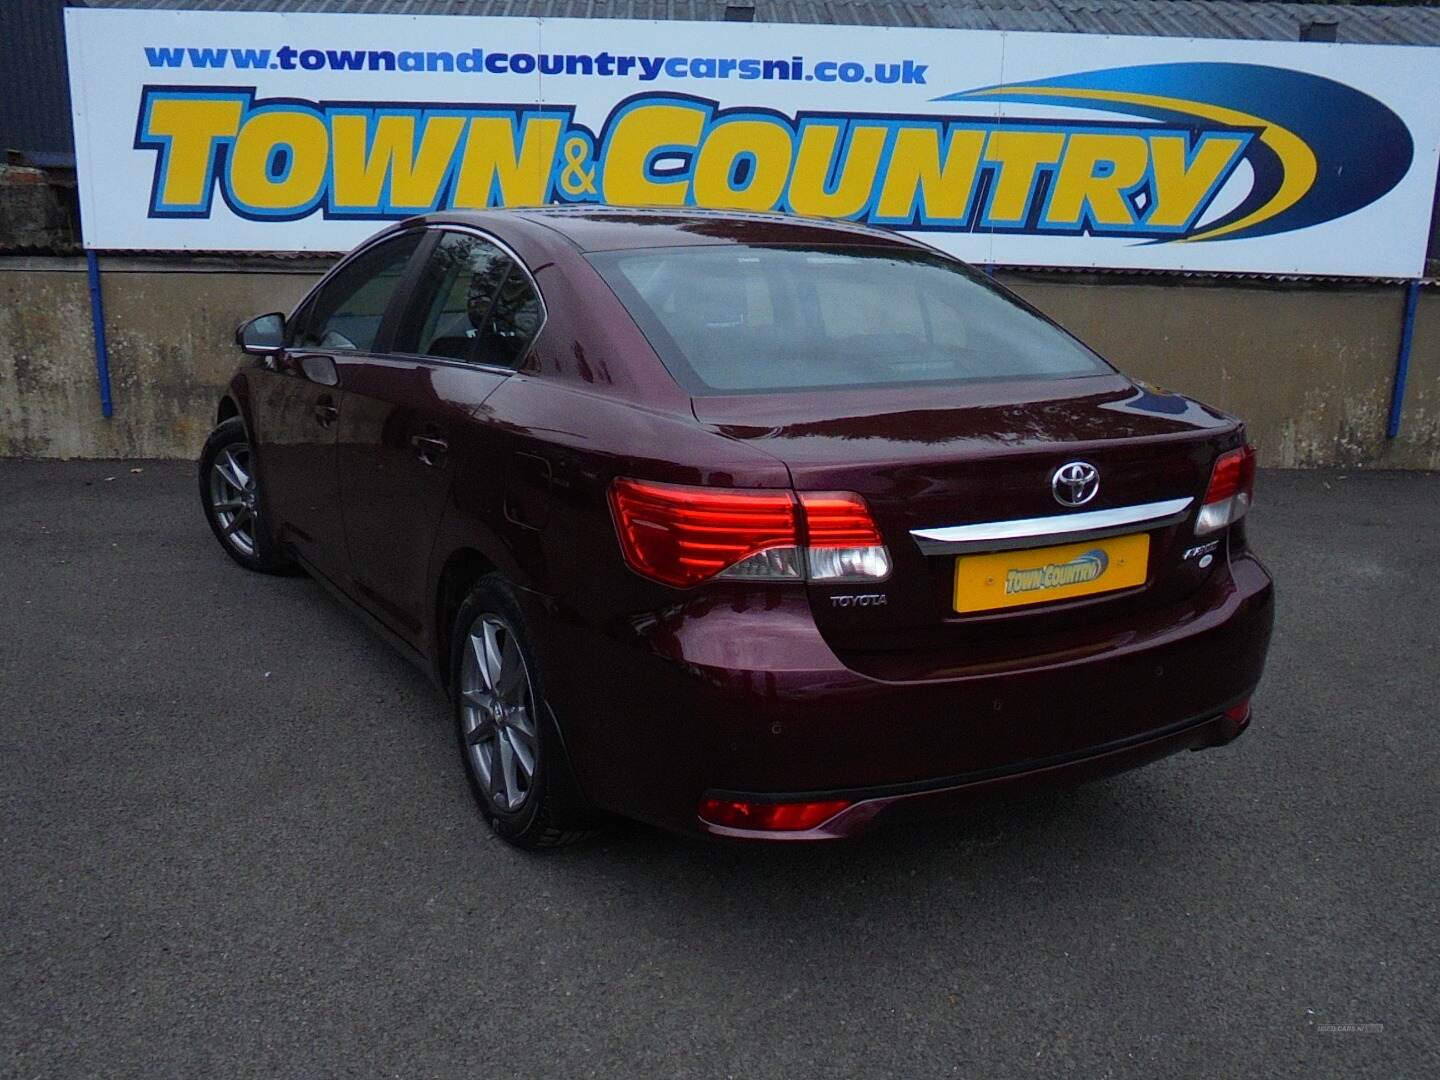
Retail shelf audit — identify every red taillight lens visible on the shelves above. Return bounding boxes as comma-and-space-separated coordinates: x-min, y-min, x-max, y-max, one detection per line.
610, 479, 891, 587
1224, 700, 1252, 724
609, 478, 799, 588
798, 492, 884, 547
1205, 445, 1257, 504
1196, 444, 1257, 535
698, 797, 851, 832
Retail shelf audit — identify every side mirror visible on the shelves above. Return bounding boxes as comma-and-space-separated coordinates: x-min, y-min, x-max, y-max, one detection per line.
236, 312, 285, 355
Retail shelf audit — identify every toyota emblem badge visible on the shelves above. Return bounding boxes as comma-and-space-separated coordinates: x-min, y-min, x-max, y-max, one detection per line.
1051, 461, 1100, 507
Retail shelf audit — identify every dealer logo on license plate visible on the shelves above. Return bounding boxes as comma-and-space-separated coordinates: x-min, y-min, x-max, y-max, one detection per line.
954, 533, 1150, 613
1005, 548, 1109, 595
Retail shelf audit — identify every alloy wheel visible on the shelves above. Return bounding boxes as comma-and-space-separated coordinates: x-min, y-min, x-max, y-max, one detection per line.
459, 614, 538, 812
209, 443, 258, 557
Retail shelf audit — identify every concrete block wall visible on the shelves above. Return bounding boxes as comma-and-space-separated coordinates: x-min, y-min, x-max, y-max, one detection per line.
1, 254, 1436, 467
1000, 273, 1439, 469
1, 256, 324, 459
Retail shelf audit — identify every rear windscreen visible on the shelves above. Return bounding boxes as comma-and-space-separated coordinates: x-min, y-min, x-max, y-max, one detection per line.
588, 244, 1110, 395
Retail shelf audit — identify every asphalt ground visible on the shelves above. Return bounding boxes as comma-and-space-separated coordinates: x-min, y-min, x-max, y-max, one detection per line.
1, 460, 1437, 1079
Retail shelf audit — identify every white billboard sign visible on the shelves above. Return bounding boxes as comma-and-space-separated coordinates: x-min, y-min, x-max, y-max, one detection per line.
65, 8, 1440, 276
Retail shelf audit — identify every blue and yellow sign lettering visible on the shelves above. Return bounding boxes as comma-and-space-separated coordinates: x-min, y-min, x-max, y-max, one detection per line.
135, 62, 1415, 245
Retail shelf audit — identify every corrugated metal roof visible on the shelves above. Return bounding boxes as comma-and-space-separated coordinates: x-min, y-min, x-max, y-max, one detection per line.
79, 0, 1440, 47
1, 0, 76, 156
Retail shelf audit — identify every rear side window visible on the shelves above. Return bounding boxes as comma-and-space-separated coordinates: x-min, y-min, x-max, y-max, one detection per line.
395, 231, 544, 369
588, 244, 1109, 394
294, 231, 421, 352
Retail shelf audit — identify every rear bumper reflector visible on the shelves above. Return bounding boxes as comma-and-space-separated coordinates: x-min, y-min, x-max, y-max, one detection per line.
697, 797, 851, 832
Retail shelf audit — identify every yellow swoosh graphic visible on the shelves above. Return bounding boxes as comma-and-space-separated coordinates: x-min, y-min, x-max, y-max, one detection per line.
964, 85, 1317, 241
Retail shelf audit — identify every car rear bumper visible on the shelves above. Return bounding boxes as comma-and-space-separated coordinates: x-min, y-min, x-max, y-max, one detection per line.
697, 706, 1250, 841
538, 553, 1274, 838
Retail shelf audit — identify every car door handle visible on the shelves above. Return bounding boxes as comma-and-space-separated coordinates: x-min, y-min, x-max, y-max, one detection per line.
313, 397, 338, 428
410, 433, 448, 466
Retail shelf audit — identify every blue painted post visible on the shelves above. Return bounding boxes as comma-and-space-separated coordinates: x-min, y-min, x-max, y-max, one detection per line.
1386, 280, 1422, 440
85, 249, 114, 419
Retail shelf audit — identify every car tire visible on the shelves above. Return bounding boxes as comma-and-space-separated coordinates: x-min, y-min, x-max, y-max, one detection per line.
451, 574, 599, 850
198, 417, 295, 575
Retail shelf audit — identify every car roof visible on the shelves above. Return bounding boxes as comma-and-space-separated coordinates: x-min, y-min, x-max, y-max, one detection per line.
419, 206, 931, 255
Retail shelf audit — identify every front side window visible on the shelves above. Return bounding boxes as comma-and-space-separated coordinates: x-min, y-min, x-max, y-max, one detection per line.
588, 244, 1110, 394
395, 231, 544, 369
294, 231, 421, 352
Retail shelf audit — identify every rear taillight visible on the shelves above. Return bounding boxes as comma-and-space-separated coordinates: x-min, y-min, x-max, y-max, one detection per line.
609, 478, 800, 588
698, 796, 851, 832
1195, 445, 1256, 535
798, 491, 892, 582
609, 479, 891, 588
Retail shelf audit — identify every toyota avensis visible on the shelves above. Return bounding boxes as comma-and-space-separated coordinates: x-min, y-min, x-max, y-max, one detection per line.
200, 207, 1273, 848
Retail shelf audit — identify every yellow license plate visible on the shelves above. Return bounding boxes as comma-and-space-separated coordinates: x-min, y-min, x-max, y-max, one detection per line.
953, 533, 1150, 613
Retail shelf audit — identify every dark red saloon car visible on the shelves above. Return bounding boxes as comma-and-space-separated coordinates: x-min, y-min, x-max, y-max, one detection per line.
201, 208, 1273, 847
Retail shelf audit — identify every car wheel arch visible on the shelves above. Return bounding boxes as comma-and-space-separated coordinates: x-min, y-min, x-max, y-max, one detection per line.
434, 547, 498, 691
215, 375, 261, 446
